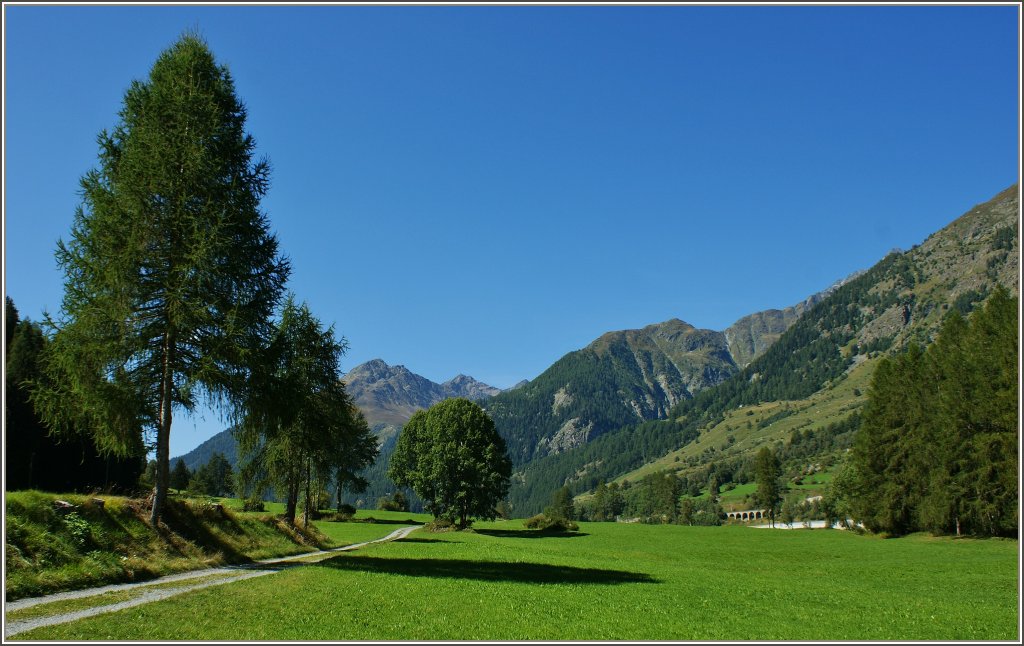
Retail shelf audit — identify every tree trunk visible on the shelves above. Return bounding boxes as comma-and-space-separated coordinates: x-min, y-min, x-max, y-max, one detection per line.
151, 333, 175, 526
302, 459, 311, 529
285, 466, 299, 526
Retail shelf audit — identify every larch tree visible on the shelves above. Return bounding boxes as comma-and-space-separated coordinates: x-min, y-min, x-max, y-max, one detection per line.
236, 295, 378, 526
753, 447, 782, 527
32, 33, 289, 524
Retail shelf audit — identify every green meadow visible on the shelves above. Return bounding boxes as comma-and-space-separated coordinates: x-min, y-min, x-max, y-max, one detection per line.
13, 519, 1017, 641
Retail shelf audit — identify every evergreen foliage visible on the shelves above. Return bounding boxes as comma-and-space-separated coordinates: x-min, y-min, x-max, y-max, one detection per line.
846, 287, 1018, 537
387, 398, 511, 529
31, 33, 289, 524
753, 447, 783, 526
545, 486, 576, 522
507, 419, 694, 515
169, 459, 192, 491
236, 296, 377, 526
187, 452, 234, 497
5, 298, 143, 492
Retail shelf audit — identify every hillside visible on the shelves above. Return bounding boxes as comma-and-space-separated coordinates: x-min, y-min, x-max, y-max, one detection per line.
484, 286, 841, 466
722, 273, 860, 368
507, 184, 1018, 514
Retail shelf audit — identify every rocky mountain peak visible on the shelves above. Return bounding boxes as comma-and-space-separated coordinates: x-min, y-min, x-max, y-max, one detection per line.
442, 374, 502, 400
344, 359, 500, 428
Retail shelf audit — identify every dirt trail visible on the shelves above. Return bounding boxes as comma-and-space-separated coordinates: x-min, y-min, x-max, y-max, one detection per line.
4, 525, 418, 639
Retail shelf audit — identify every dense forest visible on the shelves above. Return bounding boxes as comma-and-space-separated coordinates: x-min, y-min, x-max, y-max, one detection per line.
842, 287, 1017, 537
5, 297, 144, 492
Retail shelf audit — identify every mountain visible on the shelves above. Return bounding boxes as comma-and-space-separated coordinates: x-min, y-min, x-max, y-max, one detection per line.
171, 360, 500, 470
506, 184, 1018, 515
171, 427, 238, 473
723, 272, 861, 368
484, 290, 837, 466
342, 358, 500, 428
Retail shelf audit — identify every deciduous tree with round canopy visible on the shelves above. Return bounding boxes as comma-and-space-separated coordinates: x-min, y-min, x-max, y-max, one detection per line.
388, 398, 511, 529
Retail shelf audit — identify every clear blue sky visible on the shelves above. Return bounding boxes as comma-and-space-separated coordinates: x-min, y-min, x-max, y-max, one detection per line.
3, 4, 1020, 457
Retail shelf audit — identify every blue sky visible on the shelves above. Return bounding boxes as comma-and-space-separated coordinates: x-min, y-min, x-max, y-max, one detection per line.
3, 4, 1020, 457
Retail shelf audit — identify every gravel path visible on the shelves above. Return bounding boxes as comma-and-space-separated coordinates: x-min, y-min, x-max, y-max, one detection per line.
4, 525, 418, 639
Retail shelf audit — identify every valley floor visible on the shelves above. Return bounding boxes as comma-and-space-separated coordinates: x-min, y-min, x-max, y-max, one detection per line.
8, 515, 1018, 641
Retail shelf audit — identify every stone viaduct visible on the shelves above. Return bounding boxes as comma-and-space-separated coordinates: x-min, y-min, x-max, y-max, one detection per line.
725, 509, 768, 521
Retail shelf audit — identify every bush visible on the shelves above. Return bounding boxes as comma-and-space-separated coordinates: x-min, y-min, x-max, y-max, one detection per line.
424, 518, 456, 532
242, 496, 265, 512
376, 492, 408, 512
524, 513, 578, 532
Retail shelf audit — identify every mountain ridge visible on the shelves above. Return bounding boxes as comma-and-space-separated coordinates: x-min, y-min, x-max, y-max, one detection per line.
504, 183, 1018, 514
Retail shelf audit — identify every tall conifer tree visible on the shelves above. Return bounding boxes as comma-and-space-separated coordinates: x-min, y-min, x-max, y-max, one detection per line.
34, 33, 289, 524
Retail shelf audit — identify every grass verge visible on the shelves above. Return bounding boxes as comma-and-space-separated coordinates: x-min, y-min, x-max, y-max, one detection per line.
4, 491, 328, 601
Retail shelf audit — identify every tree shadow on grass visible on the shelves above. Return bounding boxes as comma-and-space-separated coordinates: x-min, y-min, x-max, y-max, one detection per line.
397, 537, 446, 544
316, 555, 657, 585
474, 529, 589, 539
343, 518, 425, 526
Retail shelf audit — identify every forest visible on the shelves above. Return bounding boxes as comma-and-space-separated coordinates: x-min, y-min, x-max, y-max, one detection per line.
843, 286, 1018, 537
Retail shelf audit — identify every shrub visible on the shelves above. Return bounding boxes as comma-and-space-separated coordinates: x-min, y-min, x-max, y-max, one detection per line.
376, 492, 409, 512
242, 496, 265, 512
525, 513, 578, 532
524, 514, 547, 529
424, 518, 456, 532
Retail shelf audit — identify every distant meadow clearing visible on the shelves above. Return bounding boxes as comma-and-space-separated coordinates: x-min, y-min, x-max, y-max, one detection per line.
14, 514, 1018, 641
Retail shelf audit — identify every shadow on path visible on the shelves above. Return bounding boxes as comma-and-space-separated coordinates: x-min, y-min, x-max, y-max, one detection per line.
316, 555, 657, 585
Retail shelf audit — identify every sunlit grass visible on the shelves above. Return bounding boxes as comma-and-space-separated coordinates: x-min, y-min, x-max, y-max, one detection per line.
15, 520, 1017, 641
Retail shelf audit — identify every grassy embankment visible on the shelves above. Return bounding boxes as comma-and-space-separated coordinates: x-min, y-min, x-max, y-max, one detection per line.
14, 517, 1018, 641
4, 491, 416, 601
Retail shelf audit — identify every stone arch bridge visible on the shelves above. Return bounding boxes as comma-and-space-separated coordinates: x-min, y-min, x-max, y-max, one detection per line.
725, 509, 768, 522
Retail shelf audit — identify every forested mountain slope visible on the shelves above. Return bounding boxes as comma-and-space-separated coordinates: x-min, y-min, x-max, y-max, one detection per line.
484, 319, 737, 465
484, 288, 840, 466
506, 184, 1018, 514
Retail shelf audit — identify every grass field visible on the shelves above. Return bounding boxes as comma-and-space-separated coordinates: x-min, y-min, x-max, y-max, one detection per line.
13, 519, 1018, 641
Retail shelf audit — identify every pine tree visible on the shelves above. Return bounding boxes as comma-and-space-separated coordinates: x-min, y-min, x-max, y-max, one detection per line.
170, 459, 192, 492
32, 33, 289, 524
850, 287, 1018, 537
237, 296, 376, 526
753, 447, 782, 527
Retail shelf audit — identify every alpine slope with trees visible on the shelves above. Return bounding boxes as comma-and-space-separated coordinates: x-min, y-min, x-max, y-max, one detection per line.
843, 286, 1017, 537
503, 185, 1018, 522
